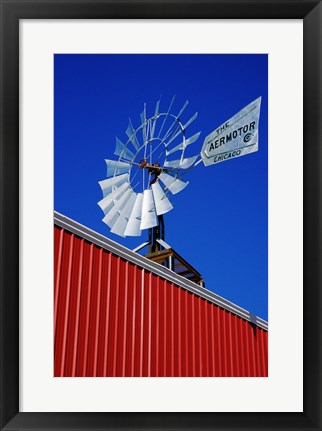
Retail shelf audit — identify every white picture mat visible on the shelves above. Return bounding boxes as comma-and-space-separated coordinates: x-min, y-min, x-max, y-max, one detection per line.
20, 20, 303, 412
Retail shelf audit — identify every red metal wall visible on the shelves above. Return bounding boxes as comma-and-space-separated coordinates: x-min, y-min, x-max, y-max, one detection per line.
54, 225, 268, 377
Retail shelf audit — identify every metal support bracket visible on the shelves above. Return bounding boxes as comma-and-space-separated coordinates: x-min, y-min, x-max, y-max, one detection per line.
132, 241, 150, 253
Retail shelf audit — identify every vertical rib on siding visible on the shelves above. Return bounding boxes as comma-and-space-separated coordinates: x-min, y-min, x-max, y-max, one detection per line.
54, 226, 268, 377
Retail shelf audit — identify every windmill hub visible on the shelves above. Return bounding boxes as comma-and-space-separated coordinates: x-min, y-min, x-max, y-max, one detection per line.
138, 158, 161, 170
138, 158, 164, 185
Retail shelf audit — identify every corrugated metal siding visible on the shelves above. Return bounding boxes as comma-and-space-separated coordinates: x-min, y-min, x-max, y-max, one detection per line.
54, 225, 268, 377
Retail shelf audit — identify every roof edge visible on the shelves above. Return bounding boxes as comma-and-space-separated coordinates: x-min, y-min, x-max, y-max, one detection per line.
54, 211, 268, 331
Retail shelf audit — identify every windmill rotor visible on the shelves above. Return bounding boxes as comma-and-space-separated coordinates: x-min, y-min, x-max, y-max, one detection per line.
98, 97, 201, 239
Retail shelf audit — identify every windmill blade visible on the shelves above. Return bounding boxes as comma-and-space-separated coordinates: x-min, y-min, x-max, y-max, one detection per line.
185, 131, 201, 146
140, 189, 158, 230
157, 96, 176, 138
166, 127, 183, 147
115, 137, 135, 161
166, 132, 201, 156
124, 193, 144, 236
162, 100, 189, 142
159, 172, 189, 195
150, 100, 160, 140
151, 181, 173, 215
110, 192, 137, 237
140, 104, 147, 145
97, 181, 129, 214
183, 112, 198, 129
149, 97, 188, 159
102, 188, 134, 228
176, 100, 189, 120
126, 119, 140, 151
162, 121, 180, 143
149, 122, 181, 160
98, 173, 129, 197
165, 142, 183, 156
166, 112, 198, 147
105, 159, 131, 177
164, 155, 199, 170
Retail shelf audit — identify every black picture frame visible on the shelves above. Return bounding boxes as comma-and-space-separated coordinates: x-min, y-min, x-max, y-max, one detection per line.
0, 1, 321, 430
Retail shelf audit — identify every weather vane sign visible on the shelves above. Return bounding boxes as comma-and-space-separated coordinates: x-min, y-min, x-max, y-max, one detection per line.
201, 97, 261, 166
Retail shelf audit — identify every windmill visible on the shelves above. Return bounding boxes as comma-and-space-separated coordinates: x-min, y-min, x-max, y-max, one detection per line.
98, 96, 261, 284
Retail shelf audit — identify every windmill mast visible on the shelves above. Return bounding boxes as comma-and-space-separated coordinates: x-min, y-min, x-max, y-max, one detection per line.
148, 215, 165, 254
98, 97, 203, 286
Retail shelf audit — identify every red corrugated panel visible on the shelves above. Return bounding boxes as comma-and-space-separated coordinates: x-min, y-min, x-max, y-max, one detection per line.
54, 226, 268, 377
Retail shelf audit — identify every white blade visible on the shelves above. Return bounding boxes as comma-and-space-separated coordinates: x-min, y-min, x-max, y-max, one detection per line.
126, 119, 140, 150
97, 181, 129, 214
115, 137, 135, 161
166, 113, 198, 147
140, 189, 158, 230
159, 172, 189, 195
157, 96, 175, 138
185, 131, 201, 146
110, 192, 137, 237
140, 105, 147, 144
162, 100, 188, 142
151, 181, 173, 215
102, 188, 133, 228
184, 112, 198, 129
164, 155, 199, 170
124, 193, 144, 236
166, 127, 183, 146
150, 100, 160, 140
166, 132, 201, 156
176, 100, 189, 119
165, 143, 182, 157
98, 173, 129, 197
105, 159, 131, 177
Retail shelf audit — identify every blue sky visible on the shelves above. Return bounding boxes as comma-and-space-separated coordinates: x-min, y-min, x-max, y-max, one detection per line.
54, 54, 268, 320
